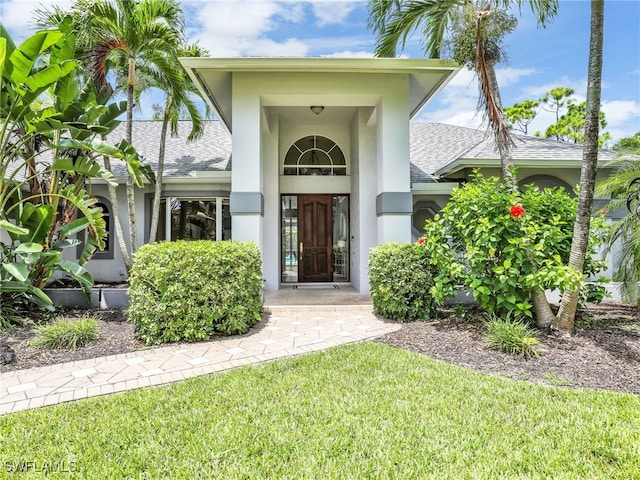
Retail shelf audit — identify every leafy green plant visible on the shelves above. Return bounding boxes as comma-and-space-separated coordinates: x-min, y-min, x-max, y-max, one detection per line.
579, 281, 611, 307
29, 316, 99, 350
420, 173, 606, 323
0, 23, 151, 321
128, 240, 263, 344
485, 315, 540, 358
368, 242, 438, 322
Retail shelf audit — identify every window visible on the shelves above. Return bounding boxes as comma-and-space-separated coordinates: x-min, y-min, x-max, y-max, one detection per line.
77, 197, 113, 260
284, 135, 346, 176
412, 201, 440, 238
157, 197, 231, 241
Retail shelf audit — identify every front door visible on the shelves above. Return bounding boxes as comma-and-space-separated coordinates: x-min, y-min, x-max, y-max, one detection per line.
298, 195, 333, 282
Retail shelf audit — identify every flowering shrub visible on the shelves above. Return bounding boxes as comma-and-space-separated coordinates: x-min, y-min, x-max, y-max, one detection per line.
419, 173, 606, 319
509, 205, 525, 218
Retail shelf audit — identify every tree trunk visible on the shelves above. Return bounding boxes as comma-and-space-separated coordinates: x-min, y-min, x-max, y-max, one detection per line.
126, 58, 138, 252
553, 0, 605, 333
531, 286, 554, 329
486, 63, 517, 190
102, 148, 132, 273
149, 113, 169, 243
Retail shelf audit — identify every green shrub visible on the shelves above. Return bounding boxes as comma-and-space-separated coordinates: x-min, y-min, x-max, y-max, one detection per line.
29, 316, 99, 350
485, 315, 540, 358
368, 242, 438, 322
128, 241, 263, 345
421, 173, 607, 320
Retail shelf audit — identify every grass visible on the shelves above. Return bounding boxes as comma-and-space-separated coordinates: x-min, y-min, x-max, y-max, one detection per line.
485, 315, 540, 357
28, 316, 99, 350
1, 343, 639, 479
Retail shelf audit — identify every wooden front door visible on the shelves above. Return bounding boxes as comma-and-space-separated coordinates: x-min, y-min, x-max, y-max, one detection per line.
298, 195, 333, 282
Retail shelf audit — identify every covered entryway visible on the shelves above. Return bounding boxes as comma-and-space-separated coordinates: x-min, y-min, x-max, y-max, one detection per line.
281, 194, 349, 284
180, 57, 460, 293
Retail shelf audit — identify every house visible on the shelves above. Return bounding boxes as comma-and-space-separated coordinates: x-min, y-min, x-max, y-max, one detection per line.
83, 57, 617, 293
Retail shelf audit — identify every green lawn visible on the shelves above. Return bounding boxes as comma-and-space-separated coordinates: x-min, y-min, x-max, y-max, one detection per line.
1, 342, 638, 479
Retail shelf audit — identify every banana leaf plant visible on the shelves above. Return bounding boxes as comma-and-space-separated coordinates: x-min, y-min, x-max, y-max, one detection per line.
0, 21, 154, 318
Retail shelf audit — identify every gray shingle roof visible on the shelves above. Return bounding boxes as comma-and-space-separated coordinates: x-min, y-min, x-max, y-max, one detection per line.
106, 120, 231, 178
409, 123, 486, 183
460, 132, 618, 162
47, 120, 616, 182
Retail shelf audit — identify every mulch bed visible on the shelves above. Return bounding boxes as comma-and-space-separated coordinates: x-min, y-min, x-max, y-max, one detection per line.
1, 304, 638, 394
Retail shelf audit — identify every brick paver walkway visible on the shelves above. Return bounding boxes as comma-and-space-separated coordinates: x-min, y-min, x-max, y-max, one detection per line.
0, 305, 399, 415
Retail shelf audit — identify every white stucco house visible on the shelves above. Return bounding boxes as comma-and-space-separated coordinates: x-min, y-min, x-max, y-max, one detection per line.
80, 57, 617, 293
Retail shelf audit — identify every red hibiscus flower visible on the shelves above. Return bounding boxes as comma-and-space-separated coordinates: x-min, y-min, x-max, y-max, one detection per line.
417, 237, 425, 245
510, 205, 525, 218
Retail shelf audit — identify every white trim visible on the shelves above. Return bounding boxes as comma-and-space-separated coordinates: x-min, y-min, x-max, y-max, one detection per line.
411, 182, 459, 194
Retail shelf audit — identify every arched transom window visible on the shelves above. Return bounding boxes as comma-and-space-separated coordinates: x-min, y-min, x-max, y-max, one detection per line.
284, 135, 346, 176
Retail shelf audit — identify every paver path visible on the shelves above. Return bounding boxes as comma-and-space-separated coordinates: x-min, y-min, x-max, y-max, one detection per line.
0, 306, 399, 415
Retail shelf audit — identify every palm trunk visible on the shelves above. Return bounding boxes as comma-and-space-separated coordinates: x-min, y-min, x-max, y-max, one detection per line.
475, 10, 516, 191
126, 57, 138, 252
554, 0, 605, 333
531, 286, 554, 328
486, 64, 516, 190
149, 112, 169, 243
102, 135, 132, 274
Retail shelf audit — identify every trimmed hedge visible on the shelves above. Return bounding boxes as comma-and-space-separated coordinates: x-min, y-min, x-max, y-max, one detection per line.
128, 241, 263, 345
368, 242, 438, 322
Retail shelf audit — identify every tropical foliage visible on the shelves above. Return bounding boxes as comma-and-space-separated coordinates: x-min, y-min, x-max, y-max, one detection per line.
418, 174, 606, 325
368, 0, 559, 189
596, 132, 640, 305
37, 0, 188, 271
148, 42, 210, 243
0, 22, 148, 322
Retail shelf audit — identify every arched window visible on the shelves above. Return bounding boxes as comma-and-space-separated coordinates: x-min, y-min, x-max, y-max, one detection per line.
284, 135, 346, 176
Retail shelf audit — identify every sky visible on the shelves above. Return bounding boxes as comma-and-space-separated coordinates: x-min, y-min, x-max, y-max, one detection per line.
1, 0, 639, 144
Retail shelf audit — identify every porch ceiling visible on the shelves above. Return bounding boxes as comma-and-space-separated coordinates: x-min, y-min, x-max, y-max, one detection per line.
180, 57, 460, 132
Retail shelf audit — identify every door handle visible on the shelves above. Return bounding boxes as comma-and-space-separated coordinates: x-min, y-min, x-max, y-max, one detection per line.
299, 242, 303, 261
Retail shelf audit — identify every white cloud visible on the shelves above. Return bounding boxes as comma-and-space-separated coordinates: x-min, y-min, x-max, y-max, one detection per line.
322, 50, 373, 58
187, 1, 287, 56
495, 67, 537, 87
601, 100, 640, 141
1, 0, 74, 41
312, 1, 358, 27
419, 69, 483, 128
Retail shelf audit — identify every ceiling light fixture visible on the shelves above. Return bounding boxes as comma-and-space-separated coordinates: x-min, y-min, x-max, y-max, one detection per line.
310, 106, 324, 115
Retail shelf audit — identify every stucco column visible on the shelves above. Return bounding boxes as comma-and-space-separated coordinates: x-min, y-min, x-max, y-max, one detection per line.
376, 80, 412, 244
230, 80, 263, 249
261, 113, 280, 291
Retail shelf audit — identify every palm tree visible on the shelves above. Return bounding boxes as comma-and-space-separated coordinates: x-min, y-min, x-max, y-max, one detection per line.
553, 0, 605, 333
76, 0, 185, 257
37, 0, 186, 272
148, 43, 211, 243
368, 0, 559, 327
368, 0, 558, 190
592, 134, 640, 305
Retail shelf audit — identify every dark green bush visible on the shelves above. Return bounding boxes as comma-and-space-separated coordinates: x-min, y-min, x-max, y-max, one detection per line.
128, 241, 263, 345
368, 242, 438, 322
